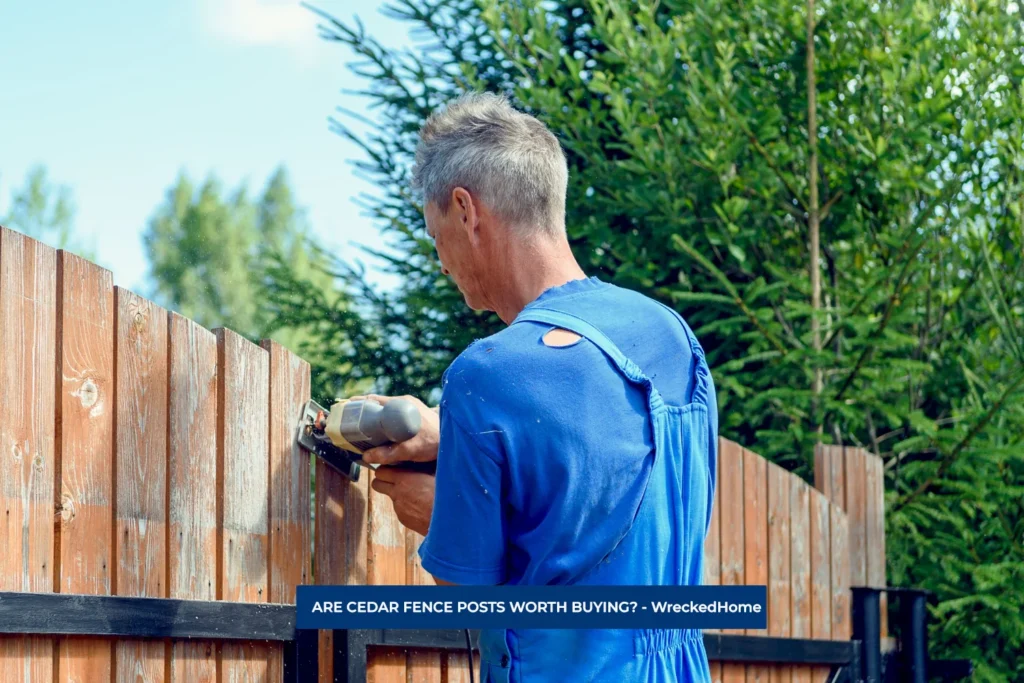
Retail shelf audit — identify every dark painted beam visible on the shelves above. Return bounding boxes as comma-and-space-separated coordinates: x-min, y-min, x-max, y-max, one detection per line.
0, 591, 297, 641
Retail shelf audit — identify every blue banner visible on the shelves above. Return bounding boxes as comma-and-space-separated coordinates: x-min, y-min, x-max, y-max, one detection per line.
296, 585, 766, 630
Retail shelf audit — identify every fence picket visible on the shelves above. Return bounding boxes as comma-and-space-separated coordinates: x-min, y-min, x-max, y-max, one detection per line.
113, 288, 168, 681
264, 340, 312, 678
55, 250, 115, 682
168, 313, 218, 681
0, 228, 57, 683
790, 478, 811, 683
216, 328, 272, 681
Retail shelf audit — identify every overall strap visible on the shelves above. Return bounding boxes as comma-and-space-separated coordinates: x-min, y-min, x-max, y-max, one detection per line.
512, 305, 663, 584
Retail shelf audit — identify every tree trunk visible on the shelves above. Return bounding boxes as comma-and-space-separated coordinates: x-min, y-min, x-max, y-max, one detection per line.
807, 0, 823, 421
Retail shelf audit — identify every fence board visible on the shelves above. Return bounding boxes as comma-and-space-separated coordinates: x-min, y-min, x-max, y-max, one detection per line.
844, 449, 866, 587
315, 445, 368, 682
55, 250, 115, 682
367, 468, 408, 683
743, 449, 769, 683
216, 329, 272, 681
864, 450, 887, 636
168, 313, 218, 682
0, 228, 57, 683
718, 440, 745, 683
809, 489, 831, 683
407, 528, 442, 682
768, 464, 791, 683
263, 341, 312, 679
113, 288, 168, 681
813, 444, 846, 511
790, 478, 811, 683
830, 507, 850, 640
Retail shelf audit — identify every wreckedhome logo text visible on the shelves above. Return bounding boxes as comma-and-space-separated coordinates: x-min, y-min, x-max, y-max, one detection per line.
651, 601, 763, 614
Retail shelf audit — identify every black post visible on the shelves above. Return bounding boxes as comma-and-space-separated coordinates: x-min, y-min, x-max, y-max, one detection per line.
284, 629, 320, 682
892, 588, 930, 683
851, 587, 883, 683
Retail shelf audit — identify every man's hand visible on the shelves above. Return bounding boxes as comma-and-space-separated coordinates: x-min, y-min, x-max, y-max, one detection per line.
357, 394, 440, 465
370, 466, 435, 537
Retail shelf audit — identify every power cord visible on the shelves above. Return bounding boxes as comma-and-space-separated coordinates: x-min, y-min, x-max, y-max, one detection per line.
465, 628, 475, 683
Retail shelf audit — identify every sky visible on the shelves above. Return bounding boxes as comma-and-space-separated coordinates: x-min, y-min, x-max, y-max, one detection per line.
0, 0, 413, 295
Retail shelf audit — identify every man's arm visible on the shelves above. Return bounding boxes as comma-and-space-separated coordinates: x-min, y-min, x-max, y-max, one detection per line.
362, 389, 507, 586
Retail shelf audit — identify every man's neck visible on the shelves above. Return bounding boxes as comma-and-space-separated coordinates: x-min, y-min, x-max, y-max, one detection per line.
489, 237, 587, 324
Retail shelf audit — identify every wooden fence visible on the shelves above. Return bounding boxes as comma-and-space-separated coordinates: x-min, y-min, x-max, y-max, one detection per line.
0, 227, 887, 682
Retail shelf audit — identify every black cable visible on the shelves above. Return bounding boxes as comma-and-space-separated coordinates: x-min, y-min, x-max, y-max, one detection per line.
465, 628, 475, 683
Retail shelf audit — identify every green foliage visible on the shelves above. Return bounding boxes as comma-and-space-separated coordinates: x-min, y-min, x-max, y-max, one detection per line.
144, 165, 335, 353
277, 0, 1023, 675
1, 165, 96, 259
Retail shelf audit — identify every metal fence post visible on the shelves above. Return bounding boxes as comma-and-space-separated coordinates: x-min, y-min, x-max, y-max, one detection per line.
851, 587, 883, 683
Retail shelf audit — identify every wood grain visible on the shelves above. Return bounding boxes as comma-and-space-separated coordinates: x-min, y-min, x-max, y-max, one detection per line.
718, 439, 745, 683
367, 468, 407, 683
809, 488, 832, 683
864, 450, 887, 637
743, 449, 769, 683
789, 478, 811, 683
55, 249, 115, 682
830, 506, 850, 640
844, 448, 866, 587
168, 313, 219, 682
812, 444, 826, 498
315, 432, 368, 683
407, 527, 442, 682
216, 328, 271, 682
827, 446, 845, 511
767, 463, 791, 683
0, 228, 57, 683
262, 341, 311, 679
813, 444, 846, 511
113, 288, 169, 681
445, 652, 472, 683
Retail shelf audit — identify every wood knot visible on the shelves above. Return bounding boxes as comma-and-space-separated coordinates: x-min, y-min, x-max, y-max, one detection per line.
57, 493, 76, 524
78, 379, 99, 409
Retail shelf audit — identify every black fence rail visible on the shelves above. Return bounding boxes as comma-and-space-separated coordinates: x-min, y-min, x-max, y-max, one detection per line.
0, 587, 972, 683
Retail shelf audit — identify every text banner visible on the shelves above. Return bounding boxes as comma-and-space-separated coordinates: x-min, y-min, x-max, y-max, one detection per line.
296, 585, 767, 630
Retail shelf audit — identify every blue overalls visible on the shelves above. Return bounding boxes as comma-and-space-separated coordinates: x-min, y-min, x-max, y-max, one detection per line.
477, 304, 715, 683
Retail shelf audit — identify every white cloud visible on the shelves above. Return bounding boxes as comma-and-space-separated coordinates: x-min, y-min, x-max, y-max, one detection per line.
200, 0, 323, 62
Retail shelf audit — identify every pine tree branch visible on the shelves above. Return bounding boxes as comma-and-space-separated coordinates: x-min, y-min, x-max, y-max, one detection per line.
671, 234, 789, 356
894, 367, 1024, 512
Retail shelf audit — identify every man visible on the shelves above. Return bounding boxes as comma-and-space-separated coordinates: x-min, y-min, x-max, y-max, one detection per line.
362, 92, 717, 682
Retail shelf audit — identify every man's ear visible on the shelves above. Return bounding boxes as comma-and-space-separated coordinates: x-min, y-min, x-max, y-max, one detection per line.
451, 187, 479, 238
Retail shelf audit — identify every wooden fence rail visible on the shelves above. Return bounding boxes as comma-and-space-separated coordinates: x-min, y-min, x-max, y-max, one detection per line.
0, 227, 886, 682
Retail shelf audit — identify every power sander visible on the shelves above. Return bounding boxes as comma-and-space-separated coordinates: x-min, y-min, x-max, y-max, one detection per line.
297, 398, 437, 481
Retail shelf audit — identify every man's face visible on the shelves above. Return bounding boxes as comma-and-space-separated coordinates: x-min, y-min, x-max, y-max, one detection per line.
424, 196, 489, 311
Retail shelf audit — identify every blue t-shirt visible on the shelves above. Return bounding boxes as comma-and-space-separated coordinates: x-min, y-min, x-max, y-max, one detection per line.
418, 276, 719, 586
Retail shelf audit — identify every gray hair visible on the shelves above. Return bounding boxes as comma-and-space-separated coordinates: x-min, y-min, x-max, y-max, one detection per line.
412, 92, 568, 235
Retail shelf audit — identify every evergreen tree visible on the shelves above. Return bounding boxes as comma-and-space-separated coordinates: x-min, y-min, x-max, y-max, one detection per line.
279, 1, 1023, 675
